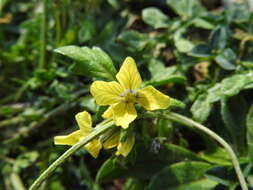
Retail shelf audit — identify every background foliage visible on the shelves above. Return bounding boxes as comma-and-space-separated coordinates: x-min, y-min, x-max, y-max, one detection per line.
1, 0, 253, 189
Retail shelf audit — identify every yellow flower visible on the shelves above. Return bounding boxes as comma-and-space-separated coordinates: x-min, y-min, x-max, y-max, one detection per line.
90, 57, 170, 128
103, 130, 135, 157
54, 111, 102, 158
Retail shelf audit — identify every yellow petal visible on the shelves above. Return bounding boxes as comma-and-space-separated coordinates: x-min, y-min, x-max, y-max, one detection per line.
112, 102, 137, 129
85, 139, 102, 158
75, 111, 92, 133
102, 106, 114, 119
54, 130, 84, 146
116, 57, 142, 90
137, 85, 170, 110
90, 81, 123, 106
116, 134, 135, 157
103, 131, 120, 149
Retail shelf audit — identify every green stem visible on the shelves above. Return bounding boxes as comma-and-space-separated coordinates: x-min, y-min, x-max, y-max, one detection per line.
6, 89, 88, 143
29, 119, 114, 190
0, 116, 24, 128
156, 112, 248, 190
10, 173, 26, 190
54, 3, 61, 47
39, 0, 48, 69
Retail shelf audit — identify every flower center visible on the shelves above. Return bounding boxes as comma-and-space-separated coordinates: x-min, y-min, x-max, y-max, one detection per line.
120, 89, 138, 103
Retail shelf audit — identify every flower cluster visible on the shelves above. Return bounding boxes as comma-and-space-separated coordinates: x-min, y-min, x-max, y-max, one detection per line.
54, 57, 170, 158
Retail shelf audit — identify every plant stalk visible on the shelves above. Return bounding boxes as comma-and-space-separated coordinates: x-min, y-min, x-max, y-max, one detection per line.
10, 173, 26, 190
39, 0, 48, 69
156, 112, 248, 190
29, 119, 114, 190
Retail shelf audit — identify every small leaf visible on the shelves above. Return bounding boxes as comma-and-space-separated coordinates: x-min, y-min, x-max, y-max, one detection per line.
55, 46, 117, 80
220, 72, 253, 97
148, 59, 176, 79
215, 49, 236, 70
158, 119, 173, 139
189, 43, 212, 58
170, 98, 186, 109
80, 96, 98, 113
209, 25, 230, 50
175, 38, 194, 53
124, 179, 145, 190
220, 96, 247, 154
145, 59, 186, 86
96, 143, 203, 183
200, 147, 231, 165
246, 105, 253, 162
145, 75, 185, 87
78, 19, 96, 43
117, 31, 152, 51
191, 18, 214, 30
225, 3, 250, 24
206, 83, 222, 103
191, 94, 211, 123
166, 0, 206, 18
142, 7, 169, 29
96, 158, 125, 184
148, 161, 217, 190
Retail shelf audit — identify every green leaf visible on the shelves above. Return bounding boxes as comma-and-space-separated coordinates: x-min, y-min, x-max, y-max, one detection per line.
145, 59, 186, 86
142, 7, 169, 29
117, 30, 152, 52
191, 94, 212, 123
200, 147, 231, 166
96, 144, 203, 183
220, 72, 253, 97
13, 151, 39, 173
209, 25, 230, 50
170, 98, 186, 109
221, 96, 247, 154
206, 83, 222, 103
78, 19, 96, 43
123, 179, 145, 190
246, 105, 253, 162
96, 158, 124, 184
215, 49, 236, 70
55, 46, 117, 80
241, 61, 253, 68
225, 3, 250, 24
145, 75, 185, 86
191, 18, 215, 30
80, 95, 98, 113
190, 72, 253, 124
148, 161, 217, 190
166, 0, 206, 18
148, 59, 175, 78
50, 181, 65, 190
175, 38, 194, 53
189, 43, 212, 58
158, 119, 173, 139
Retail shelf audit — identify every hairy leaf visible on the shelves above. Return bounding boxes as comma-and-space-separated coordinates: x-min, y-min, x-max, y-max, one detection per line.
55, 46, 117, 80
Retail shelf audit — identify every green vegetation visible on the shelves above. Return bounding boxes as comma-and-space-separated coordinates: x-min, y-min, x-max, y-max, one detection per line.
1, 0, 253, 189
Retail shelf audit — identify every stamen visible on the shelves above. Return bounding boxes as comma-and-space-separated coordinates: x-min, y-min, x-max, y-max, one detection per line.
119, 89, 138, 103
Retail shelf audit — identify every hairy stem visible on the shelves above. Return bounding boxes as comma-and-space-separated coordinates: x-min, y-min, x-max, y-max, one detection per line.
29, 119, 114, 190
156, 112, 248, 190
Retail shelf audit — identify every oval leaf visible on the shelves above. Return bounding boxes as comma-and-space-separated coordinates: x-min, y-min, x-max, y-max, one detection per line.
148, 161, 217, 190
142, 7, 169, 29
55, 46, 117, 80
